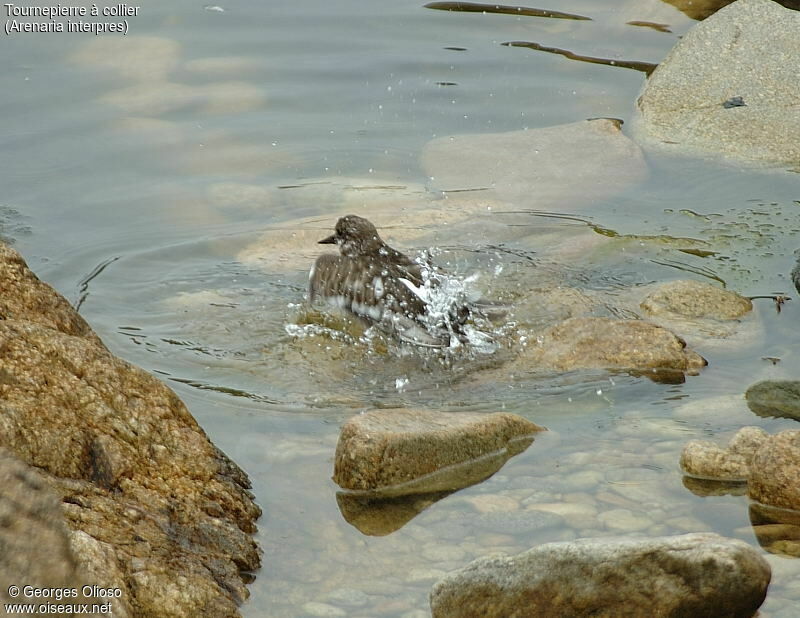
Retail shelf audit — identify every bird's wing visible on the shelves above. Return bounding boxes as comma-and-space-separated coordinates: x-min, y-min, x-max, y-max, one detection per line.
309, 255, 429, 321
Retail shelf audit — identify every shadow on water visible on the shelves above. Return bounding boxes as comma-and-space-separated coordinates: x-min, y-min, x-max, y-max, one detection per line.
502, 41, 658, 76
424, 1, 591, 21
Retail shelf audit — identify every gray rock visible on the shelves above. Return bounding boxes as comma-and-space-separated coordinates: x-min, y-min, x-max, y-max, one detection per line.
421, 118, 647, 210
749, 430, 800, 512
635, 0, 800, 166
0, 242, 260, 617
520, 317, 706, 380
746, 380, 800, 421
641, 280, 752, 320
430, 533, 770, 617
680, 426, 769, 481
333, 409, 544, 497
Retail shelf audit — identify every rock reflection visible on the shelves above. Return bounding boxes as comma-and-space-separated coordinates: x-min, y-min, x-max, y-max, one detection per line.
681, 475, 748, 497
336, 490, 455, 536
750, 502, 800, 557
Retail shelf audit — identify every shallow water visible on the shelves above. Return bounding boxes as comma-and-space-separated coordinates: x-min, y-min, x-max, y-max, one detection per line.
3, 0, 800, 616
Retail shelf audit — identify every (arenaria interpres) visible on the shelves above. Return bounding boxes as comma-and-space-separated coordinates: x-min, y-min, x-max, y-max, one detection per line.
308, 215, 497, 347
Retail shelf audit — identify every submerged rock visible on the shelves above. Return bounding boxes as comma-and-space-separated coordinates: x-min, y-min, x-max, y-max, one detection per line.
333, 409, 544, 497
745, 380, 800, 421
680, 426, 769, 481
429, 533, 770, 618
634, 0, 800, 165
0, 242, 260, 617
749, 430, 800, 512
522, 317, 706, 380
422, 118, 647, 210
641, 280, 752, 320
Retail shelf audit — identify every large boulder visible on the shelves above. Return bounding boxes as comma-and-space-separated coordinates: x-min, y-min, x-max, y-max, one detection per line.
0, 242, 260, 617
634, 0, 800, 165
430, 533, 770, 617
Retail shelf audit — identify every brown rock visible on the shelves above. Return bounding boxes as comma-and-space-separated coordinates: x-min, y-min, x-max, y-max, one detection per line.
749, 430, 800, 512
0, 242, 260, 617
0, 243, 101, 344
0, 448, 113, 614
527, 317, 706, 377
333, 409, 544, 496
680, 426, 769, 481
641, 280, 752, 319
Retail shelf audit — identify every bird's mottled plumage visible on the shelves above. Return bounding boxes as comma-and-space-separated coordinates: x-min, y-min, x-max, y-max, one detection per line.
309, 215, 463, 346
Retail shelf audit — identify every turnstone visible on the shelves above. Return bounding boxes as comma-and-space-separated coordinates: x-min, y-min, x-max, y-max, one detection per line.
308, 215, 487, 347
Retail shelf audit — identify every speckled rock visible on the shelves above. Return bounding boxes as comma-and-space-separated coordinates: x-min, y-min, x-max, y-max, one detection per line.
680, 426, 769, 481
749, 430, 800, 512
0, 243, 101, 344
0, 242, 260, 618
641, 280, 752, 320
746, 380, 800, 421
333, 409, 544, 497
634, 0, 800, 165
522, 317, 706, 379
0, 448, 117, 616
422, 118, 647, 210
430, 533, 770, 618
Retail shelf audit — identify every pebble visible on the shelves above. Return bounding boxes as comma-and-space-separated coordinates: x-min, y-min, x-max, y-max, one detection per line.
406, 568, 447, 582
421, 545, 467, 563
561, 469, 604, 491
665, 516, 712, 533
524, 502, 598, 529
597, 508, 653, 532
325, 588, 370, 608
302, 601, 347, 617
400, 610, 429, 618
465, 494, 520, 513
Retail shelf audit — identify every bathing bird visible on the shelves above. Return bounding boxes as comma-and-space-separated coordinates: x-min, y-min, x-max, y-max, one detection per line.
309, 214, 493, 347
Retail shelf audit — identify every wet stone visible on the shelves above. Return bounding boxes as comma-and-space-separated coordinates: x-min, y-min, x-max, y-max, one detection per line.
749, 430, 800, 512
430, 533, 771, 618
520, 317, 706, 379
325, 588, 370, 608
641, 279, 752, 320
746, 380, 800, 422
333, 409, 544, 497
597, 509, 653, 532
302, 601, 347, 617
421, 118, 647, 211
469, 510, 564, 534
680, 426, 769, 481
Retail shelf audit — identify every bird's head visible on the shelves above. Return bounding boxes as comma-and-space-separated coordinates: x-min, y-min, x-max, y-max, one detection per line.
319, 215, 384, 256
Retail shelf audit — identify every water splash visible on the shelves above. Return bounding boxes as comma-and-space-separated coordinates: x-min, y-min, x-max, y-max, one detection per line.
287, 247, 509, 356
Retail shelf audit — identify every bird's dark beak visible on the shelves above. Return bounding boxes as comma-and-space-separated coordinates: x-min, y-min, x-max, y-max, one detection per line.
318, 234, 337, 245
